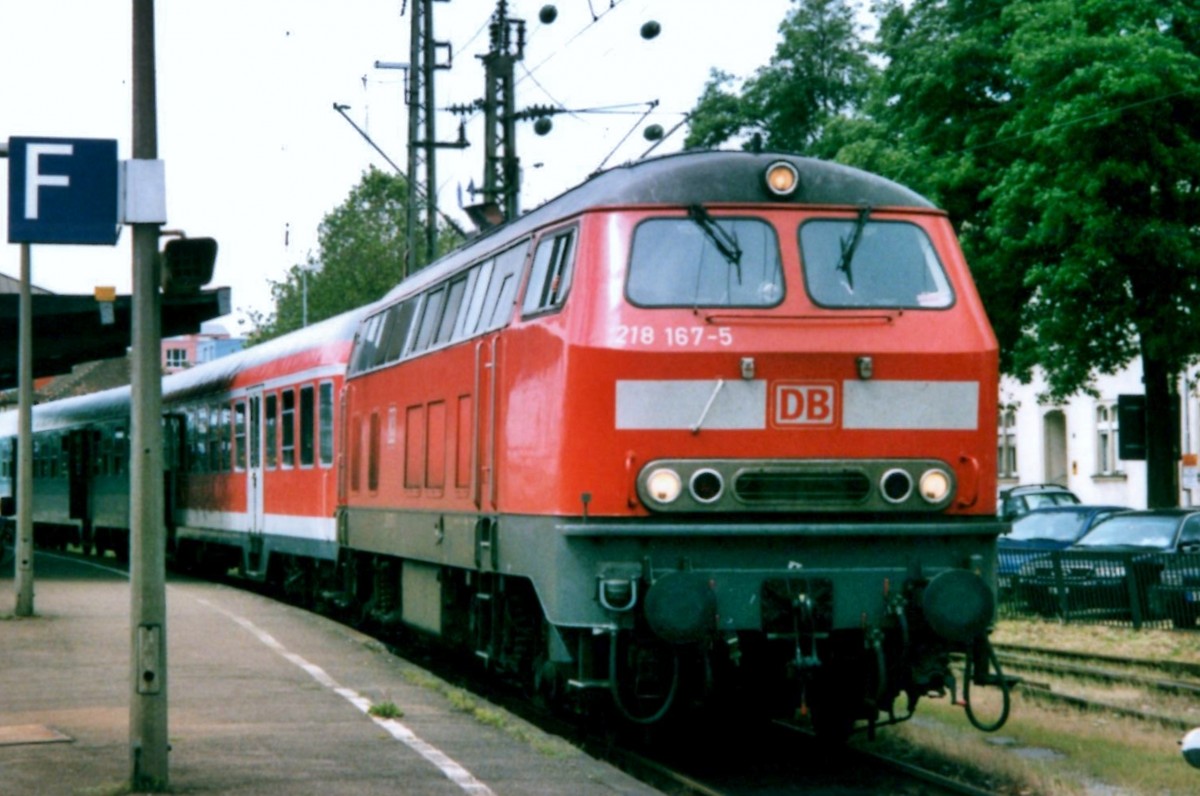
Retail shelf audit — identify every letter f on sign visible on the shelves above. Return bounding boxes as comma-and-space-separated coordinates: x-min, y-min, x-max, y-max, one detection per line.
24, 142, 74, 220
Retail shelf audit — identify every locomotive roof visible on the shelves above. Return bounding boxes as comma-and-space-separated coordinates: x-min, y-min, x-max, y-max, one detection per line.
383, 150, 935, 303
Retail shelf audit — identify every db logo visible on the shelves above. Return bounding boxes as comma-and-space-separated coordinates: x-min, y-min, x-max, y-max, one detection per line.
774, 383, 836, 426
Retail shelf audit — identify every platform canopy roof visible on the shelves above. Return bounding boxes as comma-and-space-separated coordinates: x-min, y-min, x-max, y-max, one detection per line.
0, 273, 229, 389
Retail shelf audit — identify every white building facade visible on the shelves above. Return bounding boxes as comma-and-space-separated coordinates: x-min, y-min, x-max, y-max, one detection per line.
999, 363, 1200, 510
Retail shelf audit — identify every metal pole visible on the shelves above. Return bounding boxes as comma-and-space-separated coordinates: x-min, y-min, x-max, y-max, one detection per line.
404, 0, 424, 278
421, 0, 438, 264
14, 242, 34, 617
130, 0, 168, 789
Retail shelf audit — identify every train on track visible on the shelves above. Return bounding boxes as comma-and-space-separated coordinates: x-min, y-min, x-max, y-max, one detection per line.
1, 150, 1012, 737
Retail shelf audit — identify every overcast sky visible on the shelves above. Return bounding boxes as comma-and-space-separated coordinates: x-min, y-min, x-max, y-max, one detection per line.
1, 0, 794, 331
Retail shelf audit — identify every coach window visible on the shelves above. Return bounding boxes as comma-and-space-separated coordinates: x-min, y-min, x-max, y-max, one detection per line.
412, 287, 446, 353
436, 275, 468, 345
220, 406, 233, 472
265, 393, 278, 469
194, 408, 208, 472
382, 298, 419, 363
319, 382, 334, 467
478, 242, 528, 333
114, 426, 127, 475
522, 227, 577, 316
281, 389, 296, 468
300, 384, 315, 467
209, 406, 222, 472
459, 259, 495, 337
800, 219, 953, 309
351, 312, 385, 374
627, 217, 782, 307
234, 400, 247, 471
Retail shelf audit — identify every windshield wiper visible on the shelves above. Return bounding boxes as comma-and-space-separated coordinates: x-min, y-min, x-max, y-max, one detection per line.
688, 204, 742, 283
836, 205, 871, 290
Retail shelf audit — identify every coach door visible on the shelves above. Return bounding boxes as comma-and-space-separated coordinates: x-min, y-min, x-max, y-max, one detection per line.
247, 387, 265, 570
67, 428, 95, 551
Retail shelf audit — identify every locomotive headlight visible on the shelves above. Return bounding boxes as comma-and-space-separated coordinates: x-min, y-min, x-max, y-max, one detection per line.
646, 468, 683, 504
919, 468, 952, 503
764, 161, 799, 197
690, 469, 724, 503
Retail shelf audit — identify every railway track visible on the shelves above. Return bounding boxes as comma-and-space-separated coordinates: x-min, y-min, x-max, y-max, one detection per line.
989, 642, 1200, 732
596, 720, 1005, 796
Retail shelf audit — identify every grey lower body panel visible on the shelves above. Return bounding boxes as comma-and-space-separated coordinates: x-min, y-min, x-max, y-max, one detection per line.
341, 508, 1003, 632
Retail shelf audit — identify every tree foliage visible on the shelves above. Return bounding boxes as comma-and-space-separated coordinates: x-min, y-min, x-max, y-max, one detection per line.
686, 0, 1200, 505
684, 0, 875, 152
249, 167, 463, 343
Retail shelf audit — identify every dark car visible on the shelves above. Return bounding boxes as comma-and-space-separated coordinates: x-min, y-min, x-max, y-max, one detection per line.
998, 484, 1080, 521
997, 505, 1128, 592
1015, 509, 1200, 621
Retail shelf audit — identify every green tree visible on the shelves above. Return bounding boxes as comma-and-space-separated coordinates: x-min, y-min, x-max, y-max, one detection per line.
981, 0, 1200, 506
684, 0, 876, 153
249, 167, 463, 343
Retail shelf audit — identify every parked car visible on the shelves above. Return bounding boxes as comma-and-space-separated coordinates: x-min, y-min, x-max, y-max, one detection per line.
1015, 509, 1200, 621
997, 505, 1128, 592
998, 483, 1080, 521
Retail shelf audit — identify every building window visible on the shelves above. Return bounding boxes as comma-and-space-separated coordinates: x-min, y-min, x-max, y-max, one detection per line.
1096, 402, 1119, 475
165, 348, 189, 369
998, 404, 1018, 479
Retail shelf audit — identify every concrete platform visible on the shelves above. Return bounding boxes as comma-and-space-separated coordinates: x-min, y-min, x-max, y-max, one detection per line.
0, 551, 662, 795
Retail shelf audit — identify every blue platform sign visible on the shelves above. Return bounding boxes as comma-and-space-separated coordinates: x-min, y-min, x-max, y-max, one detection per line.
7, 136, 119, 245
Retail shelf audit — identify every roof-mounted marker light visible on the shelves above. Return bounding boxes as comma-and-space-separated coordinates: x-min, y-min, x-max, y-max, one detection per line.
765, 161, 799, 198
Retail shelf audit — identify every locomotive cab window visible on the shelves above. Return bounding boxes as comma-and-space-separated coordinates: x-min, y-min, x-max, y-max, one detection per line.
522, 227, 577, 316
799, 218, 953, 309
627, 215, 782, 307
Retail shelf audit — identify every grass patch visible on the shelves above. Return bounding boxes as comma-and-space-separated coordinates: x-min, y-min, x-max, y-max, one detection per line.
874, 688, 1198, 795
368, 700, 404, 720
993, 618, 1200, 663
399, 667, 576, 758
78, 784, 132, 796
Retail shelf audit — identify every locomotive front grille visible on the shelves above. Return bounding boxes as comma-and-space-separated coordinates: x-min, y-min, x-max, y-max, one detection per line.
637, 458, 955, 513
735, 470, 871, 505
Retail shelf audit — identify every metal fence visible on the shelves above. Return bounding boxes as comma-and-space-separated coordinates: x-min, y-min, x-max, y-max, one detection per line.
996, 549, 1200, 630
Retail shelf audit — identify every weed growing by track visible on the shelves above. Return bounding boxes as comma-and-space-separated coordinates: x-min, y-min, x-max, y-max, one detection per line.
863, 620, 1200, 795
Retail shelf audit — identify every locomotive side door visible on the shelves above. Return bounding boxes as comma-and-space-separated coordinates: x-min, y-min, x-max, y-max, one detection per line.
469, 242, 528, 511
246, 386, 265, 569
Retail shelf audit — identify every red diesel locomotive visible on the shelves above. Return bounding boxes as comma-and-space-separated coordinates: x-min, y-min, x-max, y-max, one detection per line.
0, 150, 1011, 737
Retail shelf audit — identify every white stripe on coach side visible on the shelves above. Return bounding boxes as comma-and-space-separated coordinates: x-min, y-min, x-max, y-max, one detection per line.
198, 599, 495, 796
